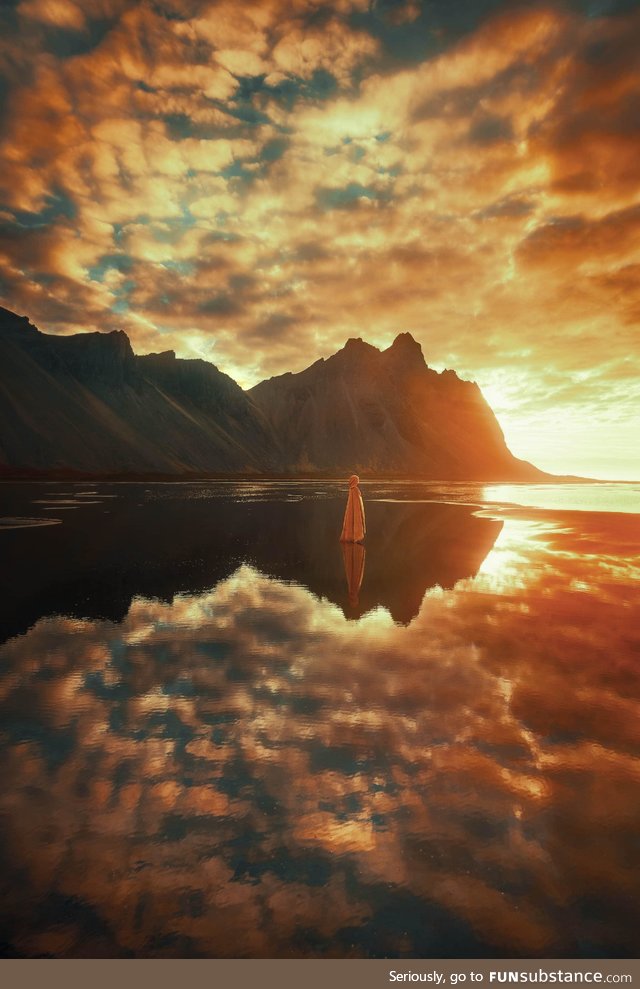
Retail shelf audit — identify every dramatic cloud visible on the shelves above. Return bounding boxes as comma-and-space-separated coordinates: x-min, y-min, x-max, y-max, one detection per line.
0, 0, 639, 477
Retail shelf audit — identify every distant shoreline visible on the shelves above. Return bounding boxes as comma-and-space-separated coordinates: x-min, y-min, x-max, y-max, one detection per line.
0, 467, 607, 484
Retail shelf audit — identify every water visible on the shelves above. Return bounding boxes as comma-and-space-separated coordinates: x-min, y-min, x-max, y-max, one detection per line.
0, 480, 639, 957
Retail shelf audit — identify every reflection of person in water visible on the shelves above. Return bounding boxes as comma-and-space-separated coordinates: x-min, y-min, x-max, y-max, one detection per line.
342, 541, 366, 610
340, 474, 366, 543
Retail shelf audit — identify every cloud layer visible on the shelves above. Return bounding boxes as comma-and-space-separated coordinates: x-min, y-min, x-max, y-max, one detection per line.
0, 0, 639, 477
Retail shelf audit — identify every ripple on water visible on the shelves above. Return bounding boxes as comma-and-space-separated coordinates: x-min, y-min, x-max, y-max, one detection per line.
32, 499, 104, 507
0, 516, 63, 529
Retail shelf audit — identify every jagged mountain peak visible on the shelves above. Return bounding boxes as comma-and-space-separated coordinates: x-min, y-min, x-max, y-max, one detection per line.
54, 326, 136, 371
329, 332, 428, 371
384, 332, 426, 369
388, 331, 421, 350
340, 337, 379, 354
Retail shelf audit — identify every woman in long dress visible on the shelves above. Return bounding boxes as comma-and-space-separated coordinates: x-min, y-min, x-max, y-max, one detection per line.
340, 474, 366, 543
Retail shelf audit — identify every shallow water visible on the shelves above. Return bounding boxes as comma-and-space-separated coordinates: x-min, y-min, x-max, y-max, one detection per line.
0, 481, 639, 957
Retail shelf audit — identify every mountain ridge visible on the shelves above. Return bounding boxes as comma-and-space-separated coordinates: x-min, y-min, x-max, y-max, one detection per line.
0, 306, 281, 475
249, 327, 542, 480
0, 305, 548, 480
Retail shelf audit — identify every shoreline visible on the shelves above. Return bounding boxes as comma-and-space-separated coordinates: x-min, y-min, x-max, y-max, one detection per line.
0, 472, 604, 484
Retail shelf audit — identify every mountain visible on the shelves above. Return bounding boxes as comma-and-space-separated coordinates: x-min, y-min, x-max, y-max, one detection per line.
249, 333, 542, 479
0, 305, 544, 479
0, 306, 281, 474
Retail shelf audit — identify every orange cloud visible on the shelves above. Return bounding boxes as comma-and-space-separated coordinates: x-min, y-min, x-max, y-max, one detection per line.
18, 0, 85, 30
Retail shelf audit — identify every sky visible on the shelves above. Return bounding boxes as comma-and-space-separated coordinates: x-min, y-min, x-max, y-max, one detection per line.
0, 0, 639, 479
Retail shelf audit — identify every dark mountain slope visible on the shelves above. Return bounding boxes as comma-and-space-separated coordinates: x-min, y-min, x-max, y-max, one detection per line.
249, 332, 543, 479
0, 307, 282, 473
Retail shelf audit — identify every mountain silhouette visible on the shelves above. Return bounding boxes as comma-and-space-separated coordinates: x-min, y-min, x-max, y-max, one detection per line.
250, 333, 541, 479
0, 306, 544, 479
0, 307, 280, 474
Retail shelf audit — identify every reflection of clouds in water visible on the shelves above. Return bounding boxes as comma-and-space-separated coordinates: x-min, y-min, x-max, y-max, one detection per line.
0, 514, 639, 957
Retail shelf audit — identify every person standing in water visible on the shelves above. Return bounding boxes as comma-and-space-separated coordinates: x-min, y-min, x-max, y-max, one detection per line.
340, 474, 366, 543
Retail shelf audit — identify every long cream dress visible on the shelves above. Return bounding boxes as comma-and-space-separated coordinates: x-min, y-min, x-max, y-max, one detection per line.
339, 474, 366, 543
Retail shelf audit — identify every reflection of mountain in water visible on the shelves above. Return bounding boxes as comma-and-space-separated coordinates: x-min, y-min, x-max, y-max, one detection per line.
0, 484, 502, 642
245, 498, 502, 623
